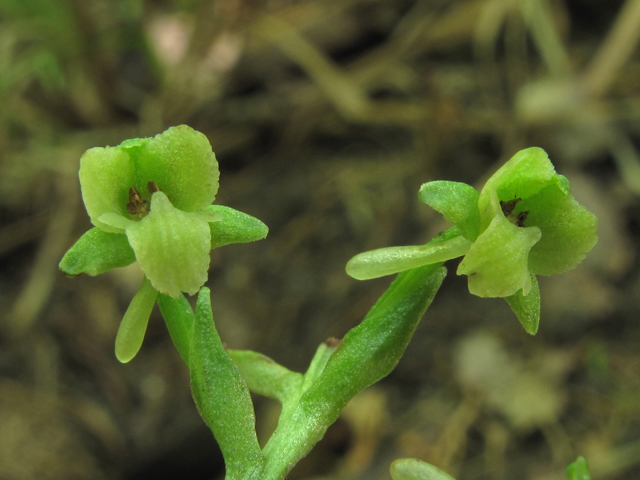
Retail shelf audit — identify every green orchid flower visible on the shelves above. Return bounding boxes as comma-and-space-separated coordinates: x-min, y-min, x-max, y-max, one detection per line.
346, 147, 598, 334
60, 125, 268, 362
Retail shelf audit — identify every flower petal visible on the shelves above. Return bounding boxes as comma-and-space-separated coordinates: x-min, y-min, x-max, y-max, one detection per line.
418, 181, 481, 241
125, 192, 212, 298
517, 175, 598, 275
131, 125, 220, 211
457, 214, 541, 297
79, 146, 135, 232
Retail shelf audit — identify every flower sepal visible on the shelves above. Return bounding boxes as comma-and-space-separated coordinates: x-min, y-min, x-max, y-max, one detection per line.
59, 227, 135, 276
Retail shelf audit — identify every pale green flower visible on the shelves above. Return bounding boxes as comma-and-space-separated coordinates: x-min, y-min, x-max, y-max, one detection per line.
60, 125, 268, 361
346, 148, 598, 333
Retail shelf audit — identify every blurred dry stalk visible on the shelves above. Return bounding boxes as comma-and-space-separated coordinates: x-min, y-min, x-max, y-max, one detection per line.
1, 0, 640, 479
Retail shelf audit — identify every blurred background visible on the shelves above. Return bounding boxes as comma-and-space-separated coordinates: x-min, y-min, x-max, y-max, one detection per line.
1, 0, 639, 479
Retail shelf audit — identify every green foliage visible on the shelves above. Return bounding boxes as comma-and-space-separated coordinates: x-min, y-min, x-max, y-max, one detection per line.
190, 288, 264, 479
566, 457, 591, 480
60, 127, 600, 479
390, 458, 457, 480
257, 263, 446, 479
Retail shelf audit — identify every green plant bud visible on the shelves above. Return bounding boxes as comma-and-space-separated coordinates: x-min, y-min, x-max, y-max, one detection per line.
566, 456, 591, 480
390, 459, 456, 480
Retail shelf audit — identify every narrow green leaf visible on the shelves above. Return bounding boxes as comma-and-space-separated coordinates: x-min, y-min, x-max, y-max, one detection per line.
228, 350, 303, 404
190, 288, 263, 477
391, 458, 457, 480
309, 264, 447, 412
157, 292, 194, 365
206, 205, 269, 249
419, 180, 481, 241
115, 277, 158, 363
504, 274, 540, 335
260, 264, 447, 479
59, 228, 135, 276
566, 457, 591, 480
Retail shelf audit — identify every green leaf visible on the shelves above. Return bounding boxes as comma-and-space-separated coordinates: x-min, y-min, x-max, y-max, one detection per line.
504, 274, 540, 334
157, 292, 195, 365
132, 125, 220, 212
79, 146, 135, 233
346, 226, 469, 280
59, 227, 135, 276
207, 205, 269, 249
418, 180, 481, 241
125, 192, 211, 297
190, 288, 263, 477
519, 176, 598, 276
228, 350, 303, 404
457, 214, 541, 297
115, 277, 158, 363
390, 459, 457, 480
566, 457, 591, 480
260, 264, 447, 479
311, 264, 446, 411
